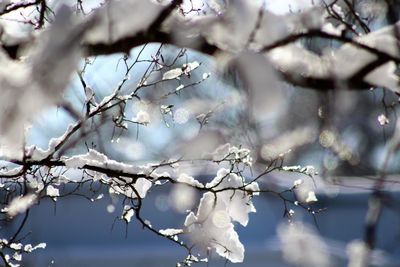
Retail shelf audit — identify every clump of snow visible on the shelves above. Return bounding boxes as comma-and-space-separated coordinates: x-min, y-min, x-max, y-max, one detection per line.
378, 114, 389, 125
282, 165, 302, 172
122, 205, 134, 223
206, 168, 259, 225
267, 22, 400, 93
64, 149, 108, 168
209, 143, 253, 166
305, 191, 318, 203
0, 7, 88, 158
63, 149, 153, 185
261, 127, 316, 160
9, 243, 22, 250
110, 177, 152, 199
183, 61, 200, 75
278, 222, 330, 267
184, 192, 245, 263
293, 179, 303, 187
23, 243, 46, 253
132, 110, 150, 125
169, 184, 197, 213
322, 22, 345, 36
162, 61, 200, 80
347, 240, 370, 267
84, 0, 165, 44
6, 194, 37, 218
202, 72, 210, 79
0, 167, 23, 177
184, 168, 259, 262
301, 165, 317, 176
159, 228, 183, 236
282, 165, 317, 176
163, 68, 183, 80
177, 173, 204, 188
46, 185, 60, 198
175, 84, 184, 92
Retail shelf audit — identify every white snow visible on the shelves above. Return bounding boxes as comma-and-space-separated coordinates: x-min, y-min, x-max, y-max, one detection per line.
347, 240, 370, 267
46, 185, 60, 198
177, 173, 204, 188
293, 179, 303, 187
84, 0, 165, 44
184, 192, 245, 263
268, 21, 400, 93
6, 194, 37, 218
159, 228, 184, 236
122, 205, 134, 223
110, 177, 152, 199
278, 222, 330, 267
305, 191, 318, 203
184, 168, 259, 262
132, 110, 151, 125
163, 68, 183, 80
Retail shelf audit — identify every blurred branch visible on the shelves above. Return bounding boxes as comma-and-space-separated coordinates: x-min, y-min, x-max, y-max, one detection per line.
3, 1, 399, 93
85, 26, 400, 92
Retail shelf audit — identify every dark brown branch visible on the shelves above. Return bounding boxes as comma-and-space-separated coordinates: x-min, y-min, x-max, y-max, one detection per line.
261, 30, 400, 62
342, 0, 371, 34
7, 158, 154, 183
86, 24, 399, 91
36, 0, 46, 29
3, 1, 399, 93
0, 0, 41, 15
85, 30, 218, 57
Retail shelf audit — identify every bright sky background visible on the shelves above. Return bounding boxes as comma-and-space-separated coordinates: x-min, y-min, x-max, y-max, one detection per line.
266, 0, 319, 14
180, 0, 318, 15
